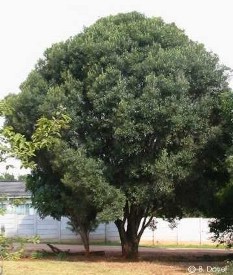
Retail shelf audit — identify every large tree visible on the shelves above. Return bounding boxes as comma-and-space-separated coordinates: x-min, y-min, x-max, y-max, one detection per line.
3, 12, 231, 258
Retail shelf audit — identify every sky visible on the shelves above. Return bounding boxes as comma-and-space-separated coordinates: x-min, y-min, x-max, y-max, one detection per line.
0, 0, 233, 176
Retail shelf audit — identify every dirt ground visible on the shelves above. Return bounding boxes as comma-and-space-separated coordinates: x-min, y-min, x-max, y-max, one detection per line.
25, 243, 233, 260
23, 244, 233, 266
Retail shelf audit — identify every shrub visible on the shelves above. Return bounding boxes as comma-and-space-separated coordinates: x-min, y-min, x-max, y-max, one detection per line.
0, 234, 40, 260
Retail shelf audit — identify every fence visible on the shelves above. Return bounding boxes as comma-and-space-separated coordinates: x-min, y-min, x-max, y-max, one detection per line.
0, 214, 214, 245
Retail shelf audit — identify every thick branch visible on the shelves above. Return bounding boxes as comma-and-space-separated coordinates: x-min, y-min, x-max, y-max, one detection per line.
138, 215, 154, 239
138, 216, 153, 239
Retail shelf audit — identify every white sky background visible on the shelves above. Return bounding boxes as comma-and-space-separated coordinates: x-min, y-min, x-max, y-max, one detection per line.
0, 0, 233, 176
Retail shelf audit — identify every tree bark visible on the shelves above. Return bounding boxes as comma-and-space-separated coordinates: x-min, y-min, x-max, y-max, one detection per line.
121, 239, 139, 259
115, 219, 140, 259
115, 203, 154, 259
79, 227, 90, 256
69, 215, 91, 256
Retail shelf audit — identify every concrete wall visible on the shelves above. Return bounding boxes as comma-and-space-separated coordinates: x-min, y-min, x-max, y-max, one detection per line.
0, 214, 214, 245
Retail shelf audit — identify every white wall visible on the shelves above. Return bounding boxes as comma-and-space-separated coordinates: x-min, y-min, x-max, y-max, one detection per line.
0, 214, 214, 245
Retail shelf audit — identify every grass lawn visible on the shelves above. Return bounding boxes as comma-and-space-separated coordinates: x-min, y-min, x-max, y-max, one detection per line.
86, 241, 225, 250
1, 259, 189, 275
140, 243, 226, 249
1, 245, 232, 274
1, 252, 232, 275
2, 257, 231, 275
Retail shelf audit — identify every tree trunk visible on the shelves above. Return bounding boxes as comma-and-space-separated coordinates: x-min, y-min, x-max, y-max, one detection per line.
115, 203, 154, 259
69, 215, 91, 256
121, 239, 139, 259
79, 228, 90, 256
115, 219, 140, 259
